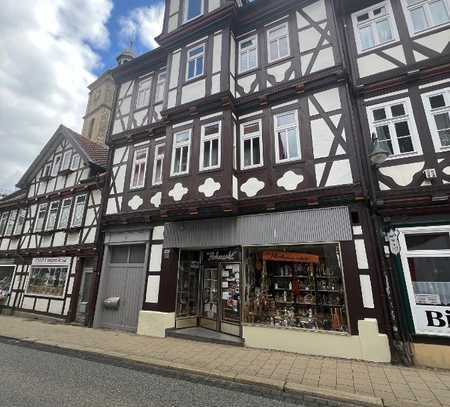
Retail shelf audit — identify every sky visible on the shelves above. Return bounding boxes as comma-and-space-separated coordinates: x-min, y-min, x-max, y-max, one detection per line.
0, 0, 165, 193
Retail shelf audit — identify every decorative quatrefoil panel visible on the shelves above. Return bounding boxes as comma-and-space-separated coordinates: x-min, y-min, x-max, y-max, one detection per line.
150, 192, 162, 208
168, 183, 188, 202
128, 195, 143, 211
198, 178, 221, 198
277, 171, 304, 191
240, 178, 265, 198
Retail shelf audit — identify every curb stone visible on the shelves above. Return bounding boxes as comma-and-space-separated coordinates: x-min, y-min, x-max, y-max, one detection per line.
1, 335, 384, 407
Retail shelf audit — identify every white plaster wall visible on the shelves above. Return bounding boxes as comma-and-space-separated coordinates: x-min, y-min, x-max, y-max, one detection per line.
145, 275, 160, 303
212, 32, 222, 74
358, 54, 398, 78
181, 79, 206, 104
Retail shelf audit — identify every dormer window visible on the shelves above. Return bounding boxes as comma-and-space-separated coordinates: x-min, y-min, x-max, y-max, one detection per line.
186, 44, 205, 81
184, 0, 203, 23
42, 163, 52, 179
352, 2, 398, 53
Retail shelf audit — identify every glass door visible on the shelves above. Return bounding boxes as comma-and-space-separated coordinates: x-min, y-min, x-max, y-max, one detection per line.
219, 263, 241, 336
200, 267, 219, 330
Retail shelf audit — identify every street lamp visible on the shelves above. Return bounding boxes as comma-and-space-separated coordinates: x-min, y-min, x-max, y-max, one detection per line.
368, 133, 390, 166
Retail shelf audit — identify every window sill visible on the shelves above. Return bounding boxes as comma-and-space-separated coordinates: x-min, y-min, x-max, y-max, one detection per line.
237, 67, 260, 77
60, 169, 74, 176
39, 230, 54, 236
25, 292, 65, 300
274, 158, 304, 167
384, 151, 421, 161
199, 166, 221, 174
68, 226, 83, 232
240, 164, 264, 171
129, 186, 146, 192
356, 39, 400, 57
40, 176, 52, 182
169, 173, 190, 179
184, 73, 207, 86
266, 55, 293, 69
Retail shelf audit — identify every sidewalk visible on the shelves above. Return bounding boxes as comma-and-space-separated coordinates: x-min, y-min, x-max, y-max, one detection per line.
0, 315, 449, 407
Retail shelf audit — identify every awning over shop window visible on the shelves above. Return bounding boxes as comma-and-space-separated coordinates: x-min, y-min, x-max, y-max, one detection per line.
164, 206, 353, 249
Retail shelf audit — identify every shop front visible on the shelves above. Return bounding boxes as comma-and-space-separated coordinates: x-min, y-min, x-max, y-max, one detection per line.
0, 259, 15, 308
389, 224, 450, 368
165, 206, 391, 362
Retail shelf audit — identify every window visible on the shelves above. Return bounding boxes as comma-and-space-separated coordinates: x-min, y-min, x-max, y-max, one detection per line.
70, 154, 81, 171
45, 201, 60, 231
5, 210, 17, 236
267, 23, 290, 63
42, 163, 52, 179
243, 244, 348, 332
27, 266, 68, 297
186, 45, 205, 81
58, 198, 72, 229
239, 35, 258, 73
240, 120, 263, 169
352, 2, 397, 53
71, 195, 87, 228
0, 212, 8, 236
34, 204, 48, 232
404, 0, 450, 34
110, 245, 146, 264
399, 226, 450, 336
152, 143, 165, 185
155, 69, 167, 103
184, 0, 203, 22
61, 151, 72, 171
422, 87, 450, 151
130, 147, 148, 189
368, 99, 421, 157
171, 130, 191, 176
135, 77, 152, 109
200, 122, 221, 171
274, 111, 301, 163
14, 209, 26, 235
51, 155, 62, 176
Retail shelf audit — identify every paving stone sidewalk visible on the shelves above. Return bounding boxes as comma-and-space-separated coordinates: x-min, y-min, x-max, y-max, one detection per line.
0, 315, 449, 407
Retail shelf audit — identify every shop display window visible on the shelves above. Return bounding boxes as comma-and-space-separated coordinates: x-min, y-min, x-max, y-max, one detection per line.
176, 251, 200, 317
0, 266, 14, 305
243, 244, 348, 332
26, 266, 68, 297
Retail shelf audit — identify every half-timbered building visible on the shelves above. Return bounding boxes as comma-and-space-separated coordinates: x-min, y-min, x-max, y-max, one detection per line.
336, 0, 450, 368
95, 0, 393, 363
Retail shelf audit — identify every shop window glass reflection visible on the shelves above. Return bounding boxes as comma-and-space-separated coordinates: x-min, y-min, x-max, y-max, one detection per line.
243, 244, 348, 332
176, 251, 200, 317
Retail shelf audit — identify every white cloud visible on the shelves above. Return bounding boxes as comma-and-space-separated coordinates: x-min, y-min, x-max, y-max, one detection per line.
119, 2, 165, 50
0, 0, 112, 192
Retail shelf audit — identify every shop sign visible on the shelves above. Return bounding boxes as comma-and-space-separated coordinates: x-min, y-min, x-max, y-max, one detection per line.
32, 257, 71, 267
414, 305, 450, 336
262, 251, 320, 264
204, 247, 241, 262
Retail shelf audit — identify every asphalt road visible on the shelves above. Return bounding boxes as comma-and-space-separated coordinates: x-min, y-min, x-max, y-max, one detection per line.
0, 341, 305, 407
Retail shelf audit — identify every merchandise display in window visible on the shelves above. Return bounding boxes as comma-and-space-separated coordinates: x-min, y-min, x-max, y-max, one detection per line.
243, 245, 348, 332
27, 266, 68, 297
176, 251, 200, 317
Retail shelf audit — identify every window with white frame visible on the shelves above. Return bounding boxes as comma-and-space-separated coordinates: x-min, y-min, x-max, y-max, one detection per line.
130, 147, 148, 189
155, 69, 167, 103
171, 130, 191, 176
352, 2, 397, 53
241, 120, 263, 169
58, 198, 72, 229
51, 155, 62, 177
135, 77, 152, 109
14, 209, 26, 235
274, 110, 301, 163
403, 0, 450, 34
152, 143, 165, 185
200, 122, 221, 171
4, 210, 17, 236
27, 265, 68, 298
0, 212, 8, 236
34, 203, 48, 232
184, 0, 203, 22
398, 226, 450, 336
71, 195, 87, 228
422, 87, 450, 151
267, 23, 290, 63
70, 153, 81, 171
61, 151, 72, 171
186, 45, 205, 81
239, 35, 258, 74
45, 201, 60, 231
367, 99, 421, 156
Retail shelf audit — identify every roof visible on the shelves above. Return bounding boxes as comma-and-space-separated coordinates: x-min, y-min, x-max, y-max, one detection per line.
0, 189, 27, 206
16, 125, 109, 189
